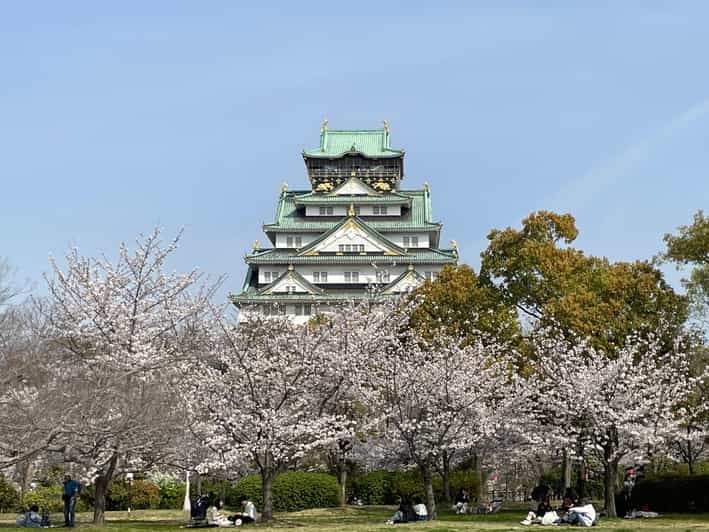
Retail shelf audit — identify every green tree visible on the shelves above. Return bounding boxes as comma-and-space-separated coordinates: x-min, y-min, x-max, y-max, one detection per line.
409, 264, 519, 346
663, 210, 709, 329
480, 210, 688, 354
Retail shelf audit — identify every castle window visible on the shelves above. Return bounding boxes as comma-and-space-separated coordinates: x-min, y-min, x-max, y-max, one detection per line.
403, 236, 410, 247
313, 272, 328, 283
264, 271, 271, 282
376, 271, 390, 283
344, 272, 359, 283
286, 236, 294, 247
294, 303, 312, 316
295, 236, 302, 247
411, 236, 418, 247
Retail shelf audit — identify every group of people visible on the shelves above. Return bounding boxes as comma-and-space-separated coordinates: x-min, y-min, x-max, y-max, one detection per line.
521, 488, 597, 527
206, 496, 257, 528
385, 497, 428, 524
15, 474, 80, 528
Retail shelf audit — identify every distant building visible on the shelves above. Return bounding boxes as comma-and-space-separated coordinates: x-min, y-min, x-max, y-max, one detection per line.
231, 121, 457, 323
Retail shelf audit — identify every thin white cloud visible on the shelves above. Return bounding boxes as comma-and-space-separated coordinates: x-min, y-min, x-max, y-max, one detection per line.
549, 97, 709, 212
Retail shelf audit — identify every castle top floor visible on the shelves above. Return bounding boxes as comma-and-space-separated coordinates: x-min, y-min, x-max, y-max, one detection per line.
302, 121, 404, 193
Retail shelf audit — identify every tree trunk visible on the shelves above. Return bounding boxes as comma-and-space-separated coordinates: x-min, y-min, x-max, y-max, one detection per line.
474, 452, 486, 501
561, 449, 572, 491
18, 460, 33, 505
93, 453, 119, 524
441, 450, 452, 503
261, 471, 276, 522
93, 474, 109, 524
687, 436, 695, 476
575, 442, 585, 500
603, 446, 618, 518
421, 457, 437, 520
338, 466, 347, 506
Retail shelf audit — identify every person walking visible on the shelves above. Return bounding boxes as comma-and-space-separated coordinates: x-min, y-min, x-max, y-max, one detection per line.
62, 475, 81, 527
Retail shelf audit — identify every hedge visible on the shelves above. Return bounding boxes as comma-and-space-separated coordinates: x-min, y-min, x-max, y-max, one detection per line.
632, 475, 709, 513
349, 469, 480, 505
153, 476, 187, 509
0, 474, 19, 513
80, 479, 160, 511
233, 472, 340, 512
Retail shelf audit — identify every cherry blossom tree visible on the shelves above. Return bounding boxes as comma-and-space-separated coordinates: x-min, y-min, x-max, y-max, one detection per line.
314, 299, 406, 505
520, 327, 703, 517
45, 228, 218, 524
185, 311, 352, 522
360, 327, 513, 519
0, 299, 72, 500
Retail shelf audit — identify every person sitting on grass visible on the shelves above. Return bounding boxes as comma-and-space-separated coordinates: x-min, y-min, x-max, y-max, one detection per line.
238, 499, 256, 524
412, 498, 428, 521
521, 494, 554, 526
15, 505, 42, 528
386, 498, 415, 524
454, 488, 470, 514
566, 499, 597, 527
207, 499, 241, 527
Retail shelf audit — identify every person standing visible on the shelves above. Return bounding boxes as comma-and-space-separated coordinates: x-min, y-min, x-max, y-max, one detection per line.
62, 474, 81, 527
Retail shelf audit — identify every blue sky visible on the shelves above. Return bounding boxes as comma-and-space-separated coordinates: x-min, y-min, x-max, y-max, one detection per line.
1, 1, 708, 300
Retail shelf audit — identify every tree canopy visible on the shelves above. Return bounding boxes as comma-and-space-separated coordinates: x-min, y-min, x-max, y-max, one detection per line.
663, 210, 709, 328
481, 210, 688, 353
409, 264, 519, 346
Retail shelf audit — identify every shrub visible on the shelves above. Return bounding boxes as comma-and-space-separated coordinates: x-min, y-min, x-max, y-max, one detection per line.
349, 469, 480, 505
0, 474, 20, 512
349, 471, 394, 505
109, 479, 161, 510
632, 474, 709, 513
200, 478, 241, 508
153, 476, 186, 509
23, 485, 63, 513
233, 472, 340, 512
232, 476, 262, 508
81, 479, 161, 511
449, 470, 480, 501
390, 470, 443, 502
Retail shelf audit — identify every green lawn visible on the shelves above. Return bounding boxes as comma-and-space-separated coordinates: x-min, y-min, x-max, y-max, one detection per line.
1, 506, 708, 531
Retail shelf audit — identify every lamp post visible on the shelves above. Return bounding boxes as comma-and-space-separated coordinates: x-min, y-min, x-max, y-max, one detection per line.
126, 472, 134, 514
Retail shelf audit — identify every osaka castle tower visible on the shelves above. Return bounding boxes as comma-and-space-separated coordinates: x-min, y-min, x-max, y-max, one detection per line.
231, 121, 458, 323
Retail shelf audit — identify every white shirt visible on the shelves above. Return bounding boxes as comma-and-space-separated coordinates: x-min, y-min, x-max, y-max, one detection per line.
243, 501, 256, 520
413, 503, 427, 517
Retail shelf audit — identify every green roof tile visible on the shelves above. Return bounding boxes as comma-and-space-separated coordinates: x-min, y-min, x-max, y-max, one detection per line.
303, 128, 404, 159
293, 192, 412, 206
264, 189, 438, 233
245, 248, 458, 265
230, 289, 397, 304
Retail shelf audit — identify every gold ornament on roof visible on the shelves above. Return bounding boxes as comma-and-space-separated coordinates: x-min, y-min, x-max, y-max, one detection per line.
423, 181, 430, 192
321, 119, 328, 132
348, 203, 356, 217
252, 240, 260, 252
383, 119, 389, 132
373, 181, 391, 191
288, 264, 294, 271
408, 263, 414, 271
281, 182, 288, 193
315, 181, 334, 192
450, 240, 459, 257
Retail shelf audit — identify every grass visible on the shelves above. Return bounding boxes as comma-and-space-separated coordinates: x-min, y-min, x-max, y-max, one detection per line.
1, 506, 708, 531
